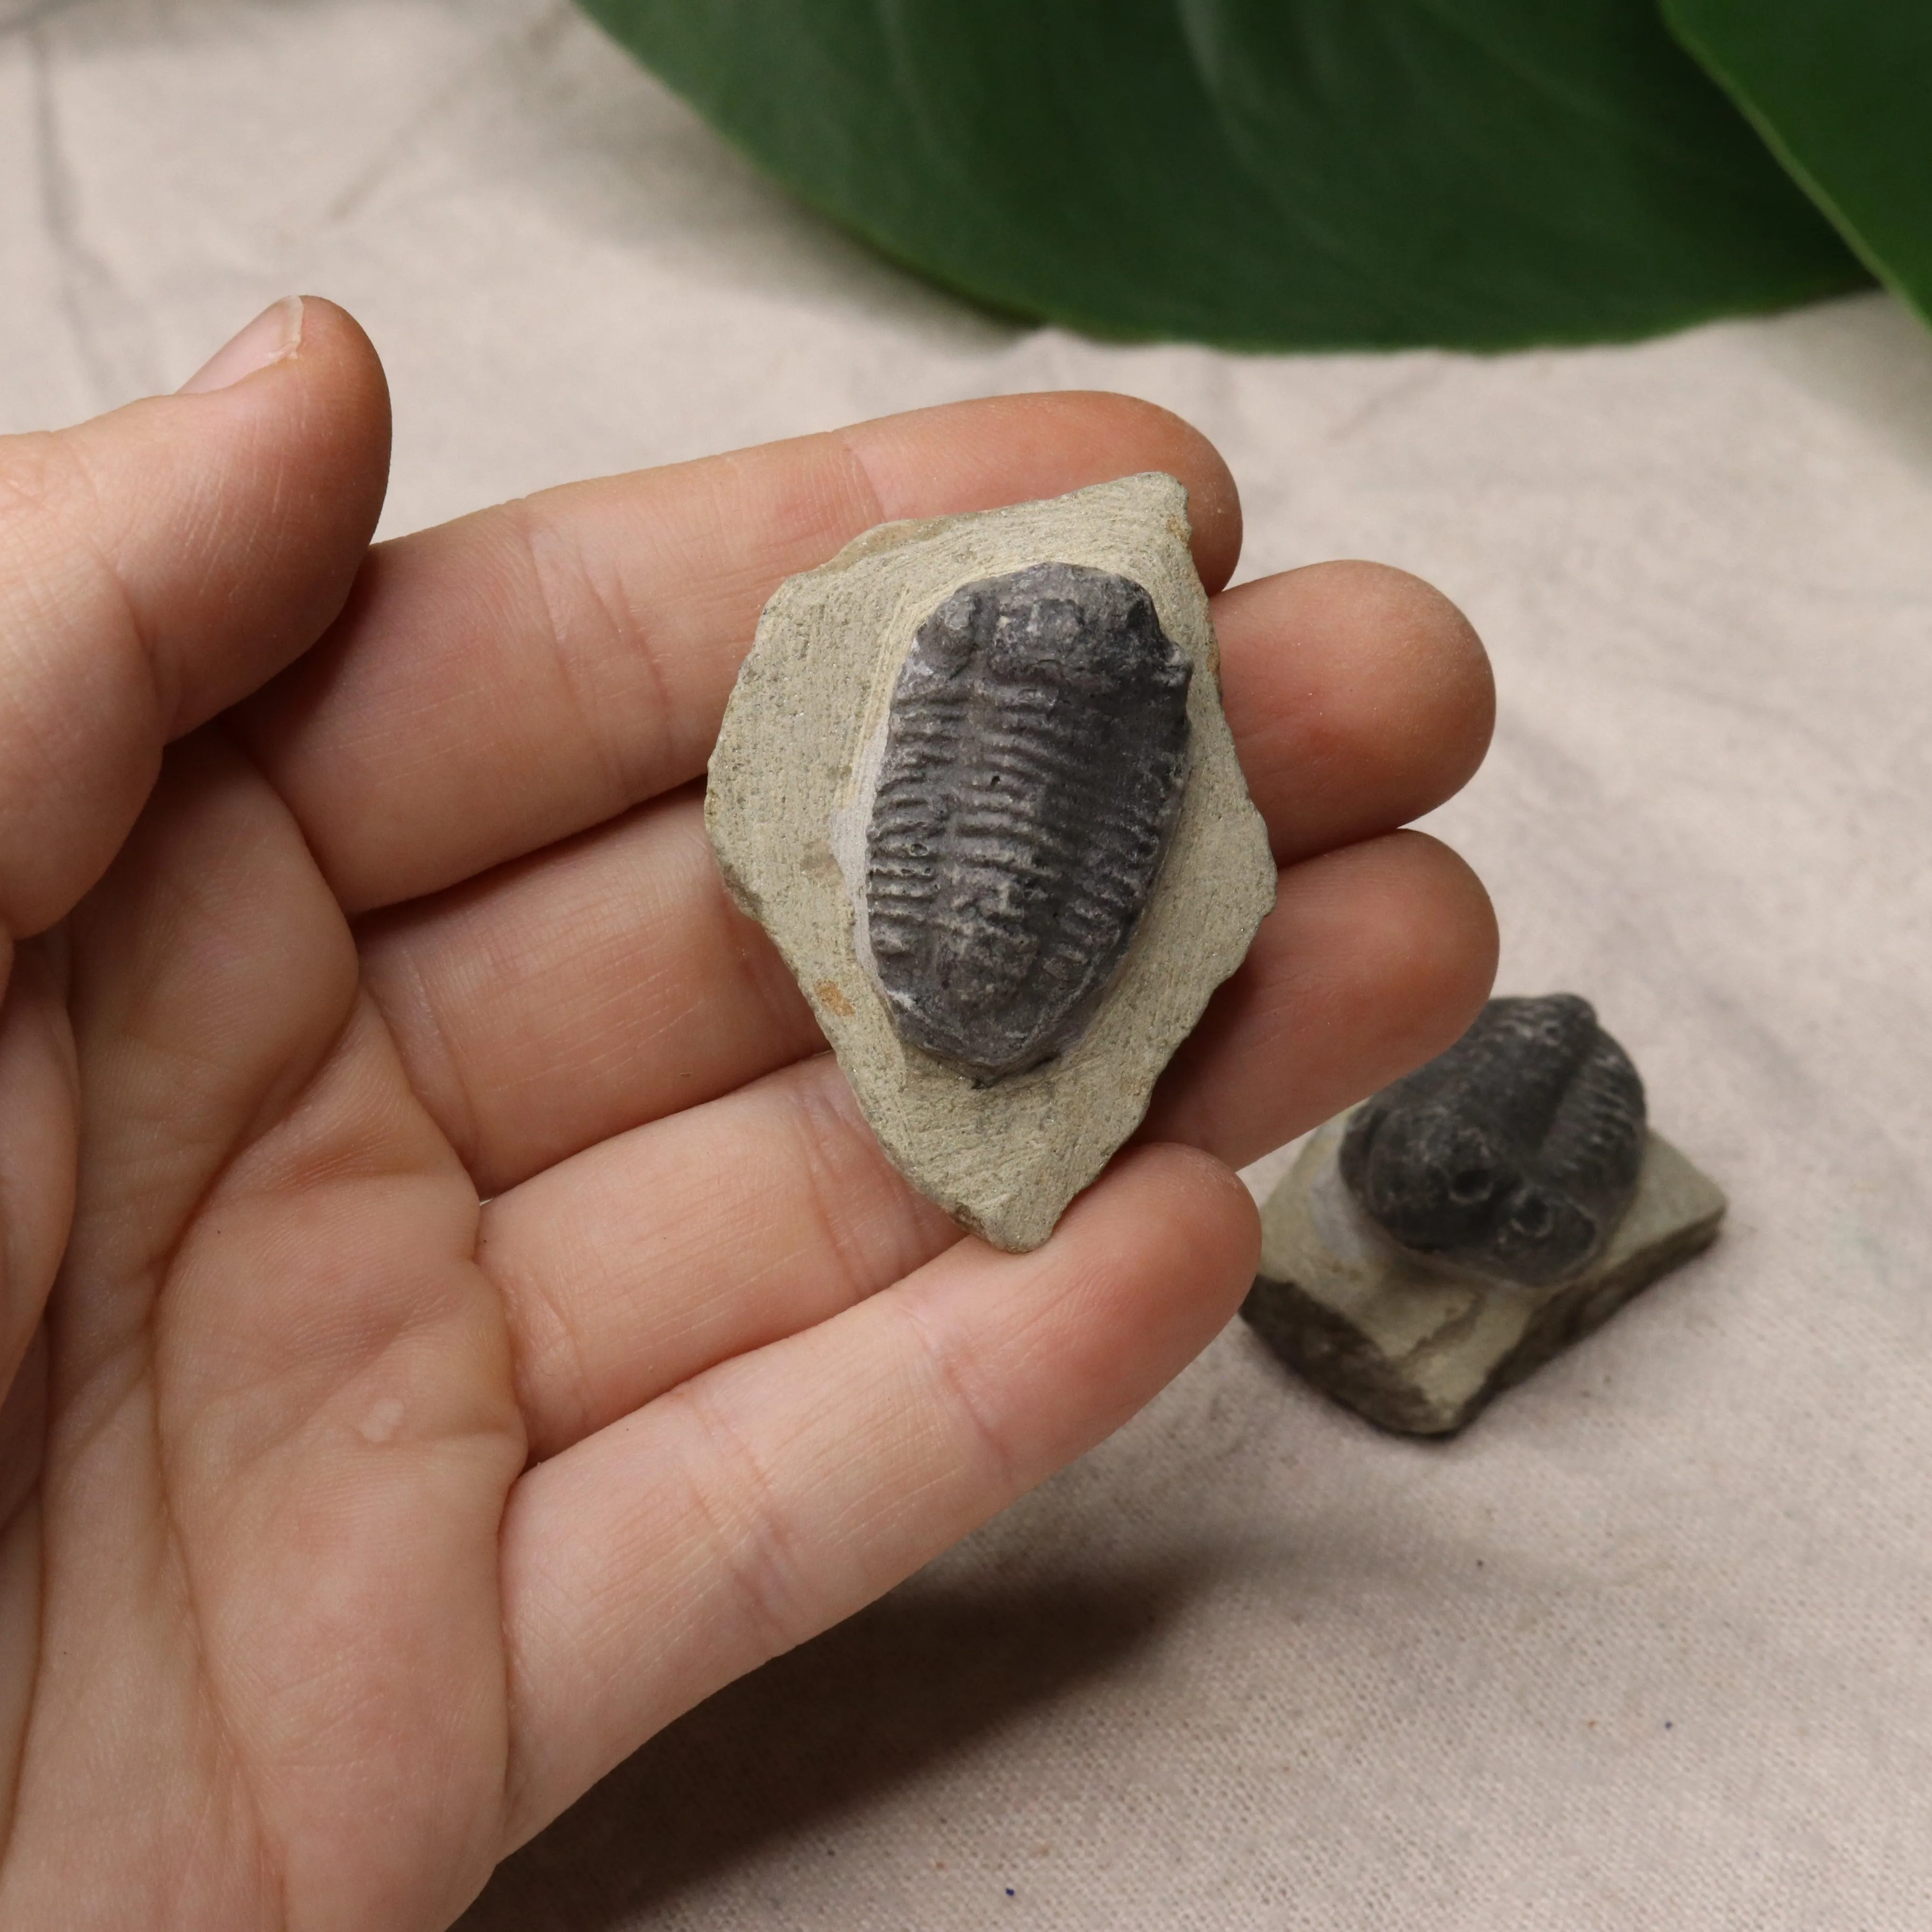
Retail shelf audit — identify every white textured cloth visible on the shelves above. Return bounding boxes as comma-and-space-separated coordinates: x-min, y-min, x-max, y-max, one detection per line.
7, 2, 1932, 1925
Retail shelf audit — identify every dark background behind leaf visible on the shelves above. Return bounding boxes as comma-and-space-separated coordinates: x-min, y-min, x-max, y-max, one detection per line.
579, 0, 1877, 351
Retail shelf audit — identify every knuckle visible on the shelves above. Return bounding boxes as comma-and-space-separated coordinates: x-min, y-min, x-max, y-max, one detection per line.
0, 431, 100, 561
676, 1386, 822, 1665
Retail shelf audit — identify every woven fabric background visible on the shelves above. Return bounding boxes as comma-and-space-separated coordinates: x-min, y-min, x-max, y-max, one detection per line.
6, 2, 1930, 1926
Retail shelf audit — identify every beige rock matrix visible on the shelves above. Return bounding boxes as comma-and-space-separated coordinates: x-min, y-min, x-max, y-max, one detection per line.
706, 472, 1276, 1251
1244, 1111, 1728, 1436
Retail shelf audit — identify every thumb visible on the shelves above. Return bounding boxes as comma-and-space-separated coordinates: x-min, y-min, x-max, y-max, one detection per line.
0, 297, 386, 1427
0, 295, 390, 939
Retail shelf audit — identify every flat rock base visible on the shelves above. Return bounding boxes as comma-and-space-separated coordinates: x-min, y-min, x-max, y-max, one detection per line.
1241, 1113, 1727, 1437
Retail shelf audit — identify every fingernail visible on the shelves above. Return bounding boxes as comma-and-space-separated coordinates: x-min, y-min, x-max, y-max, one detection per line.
177, 295, 306, 394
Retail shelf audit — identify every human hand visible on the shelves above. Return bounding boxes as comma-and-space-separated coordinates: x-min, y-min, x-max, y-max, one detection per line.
0, 298, 1495, 1929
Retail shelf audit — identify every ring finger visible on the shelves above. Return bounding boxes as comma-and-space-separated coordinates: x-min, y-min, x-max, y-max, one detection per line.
483, 825, 1494, 1460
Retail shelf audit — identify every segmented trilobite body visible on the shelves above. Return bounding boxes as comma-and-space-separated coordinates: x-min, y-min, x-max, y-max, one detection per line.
1339, 994, 1647, 1286
864, 562, 1192, 1081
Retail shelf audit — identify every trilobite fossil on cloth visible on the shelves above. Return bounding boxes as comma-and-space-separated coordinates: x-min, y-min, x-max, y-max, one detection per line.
863, 561, 1193, 1082
1339, 994, 1647, 1287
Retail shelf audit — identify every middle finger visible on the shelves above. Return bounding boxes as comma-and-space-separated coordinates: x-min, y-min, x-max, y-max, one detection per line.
358, 559, 1493, 1194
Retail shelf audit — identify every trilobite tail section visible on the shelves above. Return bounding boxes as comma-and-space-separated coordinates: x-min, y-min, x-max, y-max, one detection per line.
1538, 1029, 1648, 1226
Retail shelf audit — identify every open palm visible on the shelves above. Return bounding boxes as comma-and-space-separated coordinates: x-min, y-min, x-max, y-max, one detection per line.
0, 302, 1495, 1930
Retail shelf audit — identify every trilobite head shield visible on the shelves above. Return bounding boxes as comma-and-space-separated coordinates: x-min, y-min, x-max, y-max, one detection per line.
862, 561, 1193, 1082
1339, 994, 1648, 1287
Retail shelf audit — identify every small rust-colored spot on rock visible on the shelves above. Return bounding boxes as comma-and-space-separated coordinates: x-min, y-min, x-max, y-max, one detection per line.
815, 979, 855, 1018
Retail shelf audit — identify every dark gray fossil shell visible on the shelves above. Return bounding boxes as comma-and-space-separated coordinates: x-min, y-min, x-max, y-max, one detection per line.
863, 561, 1193, 1082
1339, 994, 1647, 1287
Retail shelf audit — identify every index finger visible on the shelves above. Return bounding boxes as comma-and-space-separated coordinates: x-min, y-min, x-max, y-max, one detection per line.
235, 393, 1242, 916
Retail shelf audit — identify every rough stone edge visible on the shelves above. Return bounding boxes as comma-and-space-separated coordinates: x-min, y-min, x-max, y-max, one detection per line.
705, 473, 1276, 1251
1240, 1113, 1728, 1436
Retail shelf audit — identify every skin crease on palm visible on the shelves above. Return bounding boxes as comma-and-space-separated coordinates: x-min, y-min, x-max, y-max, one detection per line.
0, 296, 1497, 1930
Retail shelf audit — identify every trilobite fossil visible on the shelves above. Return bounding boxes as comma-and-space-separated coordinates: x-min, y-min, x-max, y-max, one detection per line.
863, 561, 1193, 1082
1339, 994, 1648, 1287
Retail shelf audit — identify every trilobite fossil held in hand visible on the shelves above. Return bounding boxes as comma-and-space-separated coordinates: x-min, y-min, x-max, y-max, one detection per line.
863, 561, 1193, 1082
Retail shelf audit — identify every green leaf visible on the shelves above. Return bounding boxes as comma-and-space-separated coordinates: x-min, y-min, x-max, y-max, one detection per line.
578, 0, 1867, 350
1662, 0, 1932, 328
